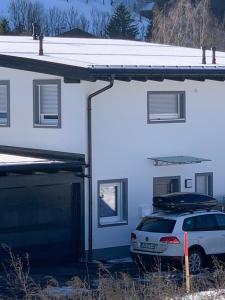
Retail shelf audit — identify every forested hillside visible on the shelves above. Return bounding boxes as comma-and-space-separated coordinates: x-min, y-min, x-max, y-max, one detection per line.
0, 0, 149, 39
151, 0, 225, 50
154, 0, 225, 22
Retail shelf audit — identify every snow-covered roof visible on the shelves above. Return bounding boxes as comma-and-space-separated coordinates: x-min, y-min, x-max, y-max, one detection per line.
0, 36, 225, 82
0, 36, 224, 68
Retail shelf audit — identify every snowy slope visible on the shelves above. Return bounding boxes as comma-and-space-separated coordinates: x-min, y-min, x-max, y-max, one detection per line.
0, 0, 149, 39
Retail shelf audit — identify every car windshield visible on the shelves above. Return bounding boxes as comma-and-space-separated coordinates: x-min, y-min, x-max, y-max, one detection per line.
137, 217, 176, 233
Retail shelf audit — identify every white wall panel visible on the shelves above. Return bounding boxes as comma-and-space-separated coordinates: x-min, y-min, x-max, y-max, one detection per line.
91, 80, 225, 250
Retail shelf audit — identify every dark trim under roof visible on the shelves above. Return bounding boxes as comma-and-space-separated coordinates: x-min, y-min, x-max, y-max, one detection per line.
1, 54, 225, 82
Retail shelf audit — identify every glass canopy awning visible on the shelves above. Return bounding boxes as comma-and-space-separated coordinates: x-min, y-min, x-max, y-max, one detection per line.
149, 156, 211, 166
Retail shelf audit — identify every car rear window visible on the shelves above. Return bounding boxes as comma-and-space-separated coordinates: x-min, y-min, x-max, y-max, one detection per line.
137, 217, 176, 233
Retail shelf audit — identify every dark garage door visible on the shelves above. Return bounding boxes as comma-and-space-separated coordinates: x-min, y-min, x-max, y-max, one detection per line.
0, 174, 84, 263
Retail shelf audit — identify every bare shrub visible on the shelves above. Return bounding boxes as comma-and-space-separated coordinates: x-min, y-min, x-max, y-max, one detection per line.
78, 14, 90, 32
46, 7, 67, 36
0, 244, 42, 299
66, 6, 79, 30
2, 247, 225, 299
91, 9, 110, 37
9, 0, 44, 34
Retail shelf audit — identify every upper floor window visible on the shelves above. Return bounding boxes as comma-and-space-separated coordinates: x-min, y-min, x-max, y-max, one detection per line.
0, 81, 10, 127
147, 91, 185, 123
33, 80, 61, 128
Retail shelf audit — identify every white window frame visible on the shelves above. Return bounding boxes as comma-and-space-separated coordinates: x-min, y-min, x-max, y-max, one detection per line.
0, 81, 10, 127
98, 179, 128, 227
147, 91, 185, 123
33, 80, 61, 128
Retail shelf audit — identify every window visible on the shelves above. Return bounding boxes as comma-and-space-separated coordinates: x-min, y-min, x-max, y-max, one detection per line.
137, 217, 176, 233
183, 214, 217, 232
147, 91, 185, 123
33, 80, 61, 127
214, 214, 225, 230
98, 179, 128, 226
0, 81, 10, 126
195, 173, 213, 196
153, 176, 180, 196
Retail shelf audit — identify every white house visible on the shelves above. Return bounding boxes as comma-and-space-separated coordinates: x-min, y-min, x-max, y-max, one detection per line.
0, 36, 225, 262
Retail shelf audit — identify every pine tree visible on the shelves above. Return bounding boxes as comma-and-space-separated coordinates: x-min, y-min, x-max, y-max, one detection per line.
106, 4, 139, 40
145, 21, 152, 41
0, 18, 10, 35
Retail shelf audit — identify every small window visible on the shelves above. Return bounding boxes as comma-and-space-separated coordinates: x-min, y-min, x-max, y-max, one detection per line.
0, 81, 10, 126
148, 91, 185, 123
214, 214, 225, 230
98, 179, 128, 227
137, 217, 176, 233
183, 214, 217, 232
33, 80, 61, 127
183, 217, 195, 231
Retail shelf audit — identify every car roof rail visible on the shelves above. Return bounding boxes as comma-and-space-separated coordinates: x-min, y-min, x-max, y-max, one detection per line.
178, 209, 219, 216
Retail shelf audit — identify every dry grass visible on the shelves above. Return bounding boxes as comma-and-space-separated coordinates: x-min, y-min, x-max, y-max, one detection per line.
1, 248, 225, 300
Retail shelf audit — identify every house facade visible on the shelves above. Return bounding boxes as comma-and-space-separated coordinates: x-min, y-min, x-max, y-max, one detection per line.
0, 36, 225, 261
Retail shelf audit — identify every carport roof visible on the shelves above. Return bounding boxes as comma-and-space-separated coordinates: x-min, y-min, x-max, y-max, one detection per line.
0, 146, 85, 174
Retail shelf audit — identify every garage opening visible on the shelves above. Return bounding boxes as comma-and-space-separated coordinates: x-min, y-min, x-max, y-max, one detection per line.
0, 146, 85, 263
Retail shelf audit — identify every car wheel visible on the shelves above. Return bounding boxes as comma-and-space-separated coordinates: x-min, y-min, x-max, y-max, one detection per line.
188, 249, 204, 274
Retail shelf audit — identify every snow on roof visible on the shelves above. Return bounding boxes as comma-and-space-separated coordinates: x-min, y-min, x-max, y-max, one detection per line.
0, 153, 58, 165
0, 36, 225, 69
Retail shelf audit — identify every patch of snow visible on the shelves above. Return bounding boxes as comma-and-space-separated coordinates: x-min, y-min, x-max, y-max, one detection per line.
172, 289, 225, 300
45, 286, 90, 297
107, 257, 133, 263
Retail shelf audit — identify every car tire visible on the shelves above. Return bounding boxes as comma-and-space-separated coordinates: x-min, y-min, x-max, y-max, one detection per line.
188, 249, 204, 274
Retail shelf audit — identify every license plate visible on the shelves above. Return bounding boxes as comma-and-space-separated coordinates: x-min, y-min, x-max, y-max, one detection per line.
140, 242, 157, 250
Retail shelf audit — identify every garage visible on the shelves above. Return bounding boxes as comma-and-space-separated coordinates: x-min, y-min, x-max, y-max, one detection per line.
0, 146, 85, 263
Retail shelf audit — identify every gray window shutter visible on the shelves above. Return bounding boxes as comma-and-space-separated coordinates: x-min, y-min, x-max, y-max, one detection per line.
0, 85, 7, 113
40, 85, 58, 115
150, 93, 178, 115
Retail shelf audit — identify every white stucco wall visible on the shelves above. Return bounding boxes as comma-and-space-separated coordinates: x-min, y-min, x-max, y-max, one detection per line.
0, 67, 88, 154
91, 79, 225, 251
1, 66, 225, 254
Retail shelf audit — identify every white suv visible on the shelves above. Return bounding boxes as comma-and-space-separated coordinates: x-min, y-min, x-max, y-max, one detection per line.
130, 210, 225, 273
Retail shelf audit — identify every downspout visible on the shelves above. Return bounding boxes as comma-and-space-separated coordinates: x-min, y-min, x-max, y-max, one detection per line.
87, 79, 114, 261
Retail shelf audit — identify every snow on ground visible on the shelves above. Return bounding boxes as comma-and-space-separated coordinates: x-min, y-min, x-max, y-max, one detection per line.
45, 286, 90, 297
179, 289, 225, 300
107, 257, 133, 263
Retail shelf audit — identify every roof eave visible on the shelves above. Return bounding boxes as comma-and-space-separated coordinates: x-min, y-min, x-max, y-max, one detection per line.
1, 54, 225, 82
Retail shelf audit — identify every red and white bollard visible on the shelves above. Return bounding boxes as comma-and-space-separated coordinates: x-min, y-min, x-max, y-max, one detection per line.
184, 232, 190, 293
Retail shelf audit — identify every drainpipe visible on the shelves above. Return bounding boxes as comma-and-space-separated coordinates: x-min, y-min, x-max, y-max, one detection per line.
87, 79, 114, 261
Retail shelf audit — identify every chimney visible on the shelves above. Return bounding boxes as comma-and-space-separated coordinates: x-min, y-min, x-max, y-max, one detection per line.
202, 46, 206, 64
39, 35, 44, 56
212, 47, 216, 64
32, 23, 38, 40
